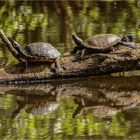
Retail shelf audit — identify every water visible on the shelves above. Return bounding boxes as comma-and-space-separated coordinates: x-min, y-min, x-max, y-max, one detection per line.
0, 1, 140, 139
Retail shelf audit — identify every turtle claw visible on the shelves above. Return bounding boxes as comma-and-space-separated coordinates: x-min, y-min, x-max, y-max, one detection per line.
54, 69, 59, 75
71, 55, 81, 62
127, 42, 137, 49
71, 56, 78, 62
51, 65, 63, 75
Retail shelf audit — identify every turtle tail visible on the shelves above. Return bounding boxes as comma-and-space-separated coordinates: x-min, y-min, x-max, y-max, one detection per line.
121, 35, 133, 42
72, 35, 83, 47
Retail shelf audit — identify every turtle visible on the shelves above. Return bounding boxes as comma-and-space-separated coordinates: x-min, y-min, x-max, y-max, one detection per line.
71, 34, 136, 61
8, 38, 62, 73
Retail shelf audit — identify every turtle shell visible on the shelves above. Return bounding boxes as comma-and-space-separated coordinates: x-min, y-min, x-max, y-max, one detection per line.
83, 34, 121, 49
23, 42, 61, 59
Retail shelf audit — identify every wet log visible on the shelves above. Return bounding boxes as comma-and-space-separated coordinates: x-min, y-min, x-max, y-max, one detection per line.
0, 30, 140, 84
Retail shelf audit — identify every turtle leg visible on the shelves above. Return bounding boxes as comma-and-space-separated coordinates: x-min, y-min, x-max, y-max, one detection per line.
118, 41, 136, 49
71, 49, 86, 62
54, 59, 63, 74
80, 48, 86, 58
71, 53, 81, 62
71, 46, 82, 62
70, 46, 79, 54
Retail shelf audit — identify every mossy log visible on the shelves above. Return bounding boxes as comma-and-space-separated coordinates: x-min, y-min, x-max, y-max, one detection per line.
0, 30, 140, 84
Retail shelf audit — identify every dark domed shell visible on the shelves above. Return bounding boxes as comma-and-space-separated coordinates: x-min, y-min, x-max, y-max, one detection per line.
83, 34, 121, 49
24, 42, 61, 58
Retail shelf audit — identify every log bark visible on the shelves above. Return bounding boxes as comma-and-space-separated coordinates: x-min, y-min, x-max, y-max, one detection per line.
0, 30, 140, 84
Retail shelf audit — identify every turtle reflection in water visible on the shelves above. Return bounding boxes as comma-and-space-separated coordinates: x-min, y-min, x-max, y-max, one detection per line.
12, 88, 62, 118
8, 38, 62, 74
72, 97, 120, 118
71, 34, 136, 61
72, 96, 139, 118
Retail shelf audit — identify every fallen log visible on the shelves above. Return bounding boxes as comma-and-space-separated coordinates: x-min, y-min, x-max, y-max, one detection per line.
0, 30, 140, 84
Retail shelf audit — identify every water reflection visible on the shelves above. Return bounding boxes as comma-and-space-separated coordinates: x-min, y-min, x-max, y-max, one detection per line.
73, 94, 139, 119
11, 87, 62, 118
0, 76, 140, 139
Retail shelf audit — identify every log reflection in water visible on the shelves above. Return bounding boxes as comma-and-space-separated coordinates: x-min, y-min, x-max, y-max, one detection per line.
0, 76, 140, 118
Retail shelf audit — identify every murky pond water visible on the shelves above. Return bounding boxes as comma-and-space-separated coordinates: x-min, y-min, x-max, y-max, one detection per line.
0, 1, 140, 139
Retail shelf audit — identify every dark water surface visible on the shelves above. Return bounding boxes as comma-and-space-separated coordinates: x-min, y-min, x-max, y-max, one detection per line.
0, 1, 140, 139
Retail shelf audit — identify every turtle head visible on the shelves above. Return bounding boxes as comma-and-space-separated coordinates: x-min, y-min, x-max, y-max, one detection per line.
8, 38, 21, 51
71, 35, 84, 54
121, 35, 134, 42
120, 35, 137, 49
72, 35, 84, 48
72, 97, 85, 118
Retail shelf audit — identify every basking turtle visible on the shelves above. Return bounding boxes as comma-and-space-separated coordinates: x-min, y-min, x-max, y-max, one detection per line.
71, 34, 136, 61
8, 39, 62, 73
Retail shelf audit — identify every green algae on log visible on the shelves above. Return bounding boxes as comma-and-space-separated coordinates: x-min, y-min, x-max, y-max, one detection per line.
0, 30, 140, 84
